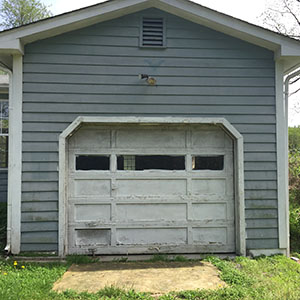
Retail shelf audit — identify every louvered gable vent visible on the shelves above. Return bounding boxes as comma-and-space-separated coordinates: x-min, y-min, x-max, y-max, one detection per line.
141, 17, 165, 47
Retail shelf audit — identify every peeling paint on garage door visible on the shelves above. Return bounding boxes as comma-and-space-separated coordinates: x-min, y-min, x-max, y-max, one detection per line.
67, 124, 235, 254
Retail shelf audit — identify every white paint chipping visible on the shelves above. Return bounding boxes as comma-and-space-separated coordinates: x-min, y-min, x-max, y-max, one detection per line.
59, 116, 245, 256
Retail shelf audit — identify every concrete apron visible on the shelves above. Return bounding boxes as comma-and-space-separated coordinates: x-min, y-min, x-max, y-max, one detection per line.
53, 261, 226, 294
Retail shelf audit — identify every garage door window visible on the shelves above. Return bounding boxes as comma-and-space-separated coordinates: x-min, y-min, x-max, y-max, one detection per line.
117, 155, 185, 171
192, 155, 224, 170
76, 155, 110, 170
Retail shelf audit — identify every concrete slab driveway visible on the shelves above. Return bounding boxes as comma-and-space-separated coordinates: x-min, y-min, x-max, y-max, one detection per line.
53, 261, 226, 294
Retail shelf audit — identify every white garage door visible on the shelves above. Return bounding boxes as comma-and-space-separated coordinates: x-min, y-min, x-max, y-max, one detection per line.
67, 124, 235, 254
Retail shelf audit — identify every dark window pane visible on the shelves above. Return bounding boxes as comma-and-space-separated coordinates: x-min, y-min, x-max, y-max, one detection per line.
192, 156, 224, 170
76, 155, 109, 171
0, 136, 8, 168
117, 155, 185, 171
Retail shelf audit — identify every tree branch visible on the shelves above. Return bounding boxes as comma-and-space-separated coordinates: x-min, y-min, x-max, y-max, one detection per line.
283, 0, 300, 26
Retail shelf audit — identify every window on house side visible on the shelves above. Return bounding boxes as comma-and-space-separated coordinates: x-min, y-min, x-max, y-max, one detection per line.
0, 101, 8, 169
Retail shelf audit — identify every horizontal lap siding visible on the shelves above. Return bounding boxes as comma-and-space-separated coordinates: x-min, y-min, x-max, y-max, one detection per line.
21, 8, 277, 252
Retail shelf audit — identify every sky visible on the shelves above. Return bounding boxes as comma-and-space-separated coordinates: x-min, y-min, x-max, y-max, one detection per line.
43, 0, 268, 24
25, 0, 300, 126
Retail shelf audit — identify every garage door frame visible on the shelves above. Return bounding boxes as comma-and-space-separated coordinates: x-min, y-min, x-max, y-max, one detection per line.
58, 116, 245, 257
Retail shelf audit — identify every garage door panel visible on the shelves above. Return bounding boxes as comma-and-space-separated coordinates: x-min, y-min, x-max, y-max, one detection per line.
191, 179, 226, 195
116, 228, 187, 245
75, 204, 111, 222
116, 203, 187, 221
192, 227, 227, 245
73, 179, 111, 197
69, 129, 111, 149
67, 124, 235, 254
75, 229, 111, 246
116, 129, 186, 148
192, 203, 227, 221
116, 179, 187, 196
192, 130, 225, 148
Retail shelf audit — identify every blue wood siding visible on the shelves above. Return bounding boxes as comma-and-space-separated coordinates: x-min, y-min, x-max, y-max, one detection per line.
22, 8, 277, 252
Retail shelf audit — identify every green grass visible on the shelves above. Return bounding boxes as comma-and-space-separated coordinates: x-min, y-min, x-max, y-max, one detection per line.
66, 255, 99, 264
1, 255, 300, 300
148, 254, 189, 262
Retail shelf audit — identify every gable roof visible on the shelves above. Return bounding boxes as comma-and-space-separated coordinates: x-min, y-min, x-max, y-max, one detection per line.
0, 0, 300, 73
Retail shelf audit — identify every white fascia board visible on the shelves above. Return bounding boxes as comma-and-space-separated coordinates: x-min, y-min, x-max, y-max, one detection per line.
282, 58, 300, 75
0, 0, 151, 45
155, 0, 300, 55
0, 39, 24, 55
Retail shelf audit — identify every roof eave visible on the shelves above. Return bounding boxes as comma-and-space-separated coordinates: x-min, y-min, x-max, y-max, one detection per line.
0, 0, 298, 52
0, 0, 300, 73
0, 0, 151, 44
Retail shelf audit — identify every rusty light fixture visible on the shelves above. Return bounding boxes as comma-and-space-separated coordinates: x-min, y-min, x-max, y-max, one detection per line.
139, 74, 157, 85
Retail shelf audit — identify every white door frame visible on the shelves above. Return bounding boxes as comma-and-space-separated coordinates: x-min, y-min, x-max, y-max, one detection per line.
58, 116, 245, 257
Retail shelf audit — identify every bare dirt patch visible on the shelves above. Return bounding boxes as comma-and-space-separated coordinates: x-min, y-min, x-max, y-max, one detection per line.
53, 261, 226, 294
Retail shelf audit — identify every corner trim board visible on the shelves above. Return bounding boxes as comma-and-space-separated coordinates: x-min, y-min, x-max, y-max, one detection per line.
58, 116, 245, 257
276, 60, 289, 253
7, 54, 23, 254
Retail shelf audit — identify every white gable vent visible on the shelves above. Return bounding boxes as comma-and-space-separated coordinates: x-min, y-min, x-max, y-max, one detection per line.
140, 17, 166, 47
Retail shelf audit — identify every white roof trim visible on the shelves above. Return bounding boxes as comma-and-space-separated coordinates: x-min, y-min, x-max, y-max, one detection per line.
0, 0, 300, 69
0, 0, 151, 44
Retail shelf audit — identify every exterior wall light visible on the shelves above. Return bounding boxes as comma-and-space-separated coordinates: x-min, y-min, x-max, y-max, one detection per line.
138, 74, 157, 85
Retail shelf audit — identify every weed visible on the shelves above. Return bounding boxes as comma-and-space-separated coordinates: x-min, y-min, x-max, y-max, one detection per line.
149, 254, 169, 262
0, 255, 300, 299
14, 252, 58, 257
173, 255, 189, 262
66, 255, 99, 265
114, 256, 129, 262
